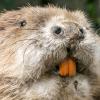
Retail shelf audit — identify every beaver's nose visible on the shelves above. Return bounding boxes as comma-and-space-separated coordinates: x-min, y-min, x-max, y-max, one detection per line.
66, 22, 85, 40
77, 28, 85, 40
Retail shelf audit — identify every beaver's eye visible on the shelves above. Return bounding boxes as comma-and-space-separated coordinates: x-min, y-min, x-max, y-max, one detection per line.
19, 20, 27, 27
79, 28, 84, 34
52, 26, 64, 35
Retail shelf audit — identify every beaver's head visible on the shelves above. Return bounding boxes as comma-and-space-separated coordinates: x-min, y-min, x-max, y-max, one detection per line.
0, 6, 99, 100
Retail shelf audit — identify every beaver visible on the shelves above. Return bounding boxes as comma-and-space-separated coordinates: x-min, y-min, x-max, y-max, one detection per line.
0, 6, 100, 100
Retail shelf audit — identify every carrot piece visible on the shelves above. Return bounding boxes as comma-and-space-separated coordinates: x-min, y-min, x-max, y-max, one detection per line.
59, 58, 76, 77
68, 58, 76, 76
59, 59, 69, 76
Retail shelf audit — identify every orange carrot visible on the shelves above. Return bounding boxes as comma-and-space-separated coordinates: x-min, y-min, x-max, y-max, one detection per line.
59, 58, 76, 77
68, 58, 76, 76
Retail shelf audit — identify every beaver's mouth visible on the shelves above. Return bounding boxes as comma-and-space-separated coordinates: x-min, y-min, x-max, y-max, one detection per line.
50, 58, 88, 77
50, 27, 86, 77
48, 46, 89, 78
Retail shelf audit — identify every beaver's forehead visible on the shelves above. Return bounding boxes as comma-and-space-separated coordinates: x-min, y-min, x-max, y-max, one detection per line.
43, 15, 80, 31
43, 12, 81, 28
20, 7, 90, 30
48, 15, 77, 24
47, 12, 78, 23
23, 7, 78, 21
45, 12, 88, 29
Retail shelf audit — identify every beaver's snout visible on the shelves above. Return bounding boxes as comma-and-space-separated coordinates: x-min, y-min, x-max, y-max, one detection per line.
51, 22, 85, 42
78, 28, 85, 40
65, 22, 85, 55
65, 22, 85, 41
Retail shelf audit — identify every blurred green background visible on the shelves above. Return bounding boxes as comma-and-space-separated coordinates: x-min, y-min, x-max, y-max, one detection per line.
0, 0, 100, 32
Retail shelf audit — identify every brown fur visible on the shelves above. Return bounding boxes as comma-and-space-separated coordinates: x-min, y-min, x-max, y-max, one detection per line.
0, 6, 100, 100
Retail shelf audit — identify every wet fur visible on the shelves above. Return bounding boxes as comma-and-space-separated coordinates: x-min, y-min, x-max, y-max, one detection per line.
0, 6, 100, 100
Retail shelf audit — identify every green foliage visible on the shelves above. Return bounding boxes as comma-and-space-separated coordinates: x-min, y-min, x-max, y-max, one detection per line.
0, 0, 15, 10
